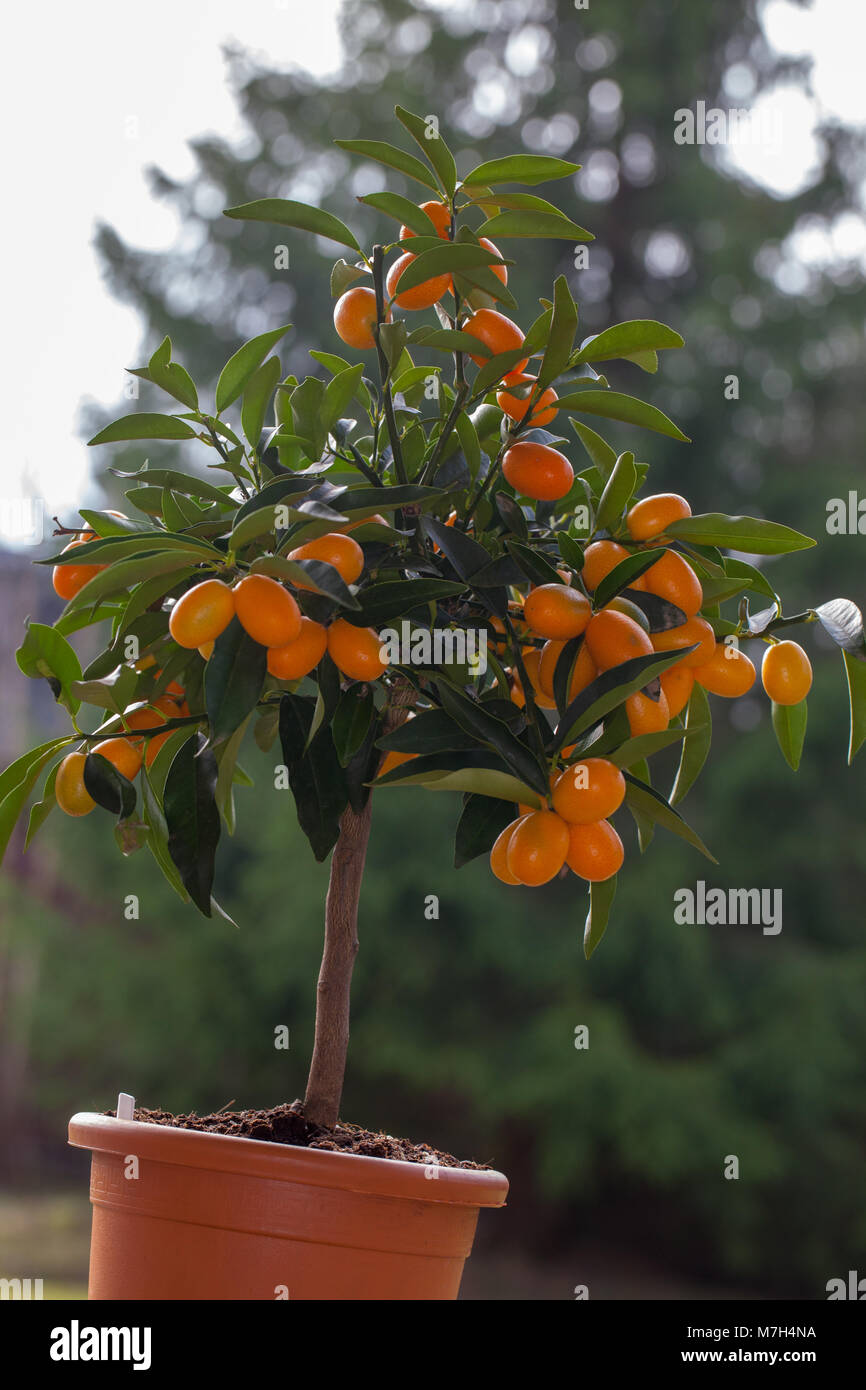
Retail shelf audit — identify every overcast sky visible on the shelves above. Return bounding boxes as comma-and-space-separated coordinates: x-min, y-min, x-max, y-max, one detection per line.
0, 0, 861, 546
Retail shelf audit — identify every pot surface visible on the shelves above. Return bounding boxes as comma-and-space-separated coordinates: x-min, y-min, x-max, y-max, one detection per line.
69, 1112, 508, 1301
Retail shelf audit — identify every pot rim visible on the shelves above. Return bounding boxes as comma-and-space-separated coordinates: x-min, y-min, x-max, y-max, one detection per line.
68, 1112, 508, 1208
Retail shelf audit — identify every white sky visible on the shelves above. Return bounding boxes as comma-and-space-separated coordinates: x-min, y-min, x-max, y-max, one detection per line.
0, 0, 862, 545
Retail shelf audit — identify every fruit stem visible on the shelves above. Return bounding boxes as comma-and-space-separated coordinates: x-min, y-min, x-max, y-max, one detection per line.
371, 244, 408, 487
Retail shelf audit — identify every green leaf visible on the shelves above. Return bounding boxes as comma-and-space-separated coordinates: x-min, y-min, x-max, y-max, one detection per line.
454, 793, 517, 868
505, 539, 564, 587
163, 732, 221, 915
359, 192, 442, 236
59, 551, 211, 615
374, 758, 541, 806
670, 683, 712, 805
607, 723, 703, 768
25, 762, 60, 848
83, 752, 137, 820
214, 716, 252, 834
332, 686, 375, 767
553, 649, 696, 751
241, 355, 281, 448
472, 346, 532, 396
843, 650, 866, 763
355, 579, 466, 626
205, 618, 267, 746
322, 363, 365, 432
572, 320, 684, 365
537, 275, 579, 391
70, 666, 139, 714
16, 623, 83, 714
224, 198, 361, 252
584, 876, 617, 960
144, 336, 199, 410
378, 708, 477, 755
771, 699, 807, 771
595, 451, 637, 532
215, 324, 293, 413
463, 155, 581, 187
0, 739, 75, 866
109, 466, 234, 507
561, 390, 689, 442
141, 768, 190, 903
664, 514, 815, 554
395, 105, 457, 195
812, 598, 866, 656
278, 693, 348, 861
571, 420, 618, 478
88, 413, 197, 445
474, 210, 592, 241
249, 554, 360, 608
334, 139, 440, 192
389, 242, 509, 296
44, 531, 219, 566
623, 773, 717, 862
436, 682, 548, 796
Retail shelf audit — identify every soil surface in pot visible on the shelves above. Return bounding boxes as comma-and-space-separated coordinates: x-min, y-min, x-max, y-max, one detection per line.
106, 1100, 488, 1169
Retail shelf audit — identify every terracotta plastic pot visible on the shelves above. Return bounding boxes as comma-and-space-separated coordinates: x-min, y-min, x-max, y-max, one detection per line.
68, 1112, 508, 1300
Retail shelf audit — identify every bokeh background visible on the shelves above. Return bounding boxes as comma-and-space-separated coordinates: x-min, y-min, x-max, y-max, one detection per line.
2, 0, 865, 1300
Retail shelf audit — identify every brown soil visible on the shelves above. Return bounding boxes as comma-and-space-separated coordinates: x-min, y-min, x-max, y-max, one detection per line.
106, 1100, 488, 1169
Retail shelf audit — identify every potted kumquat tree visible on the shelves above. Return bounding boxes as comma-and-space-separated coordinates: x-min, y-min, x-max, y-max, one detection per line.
4, 109, 864, 1300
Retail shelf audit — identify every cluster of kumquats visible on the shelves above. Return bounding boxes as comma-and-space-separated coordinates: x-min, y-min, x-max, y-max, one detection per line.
484, 490, 814, 888
50, 518, 389, 818
334, 198, 573, 504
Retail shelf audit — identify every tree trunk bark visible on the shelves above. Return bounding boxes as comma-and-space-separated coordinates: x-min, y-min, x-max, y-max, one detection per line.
302, 798, 372, 1129
303, 679, 414, 1129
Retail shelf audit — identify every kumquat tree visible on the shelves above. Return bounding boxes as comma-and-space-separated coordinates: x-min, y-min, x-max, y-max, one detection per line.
4, 109, 866, 1130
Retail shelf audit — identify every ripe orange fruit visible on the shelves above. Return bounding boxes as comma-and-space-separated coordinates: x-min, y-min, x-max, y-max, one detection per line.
266, 616, 328, 680
55, 752, 96, 817
659, 664, 695, 719
568, 642, 598, 700
478, 236, 507, 287
519, 648, 557, 709
651, 616, 716, 668
91, 737, 143, 782
327, 619, 387, 681
641, 549, 703, 617
233, 574, 302, 648
581, 540, 630, 593
552, 758, 625, 824
386, 251, 451, 310
505, 809, 570, 886
538, 639, 566, 697
288, 533, 365, 589
496, 374, 557, 427
585, 610, 654, 670
761, 640, 812, 705
565, 819, 624, 881
625, 688, 670, 735
502, 441, 574, 502
52, 539, 105, 601
626, 492, 691, 541
198, 641, 214, 660
169, 579, 235, 649
334, 286, 387, 350
693, 642, 756, 697
462, 308, 528, 382
398, 199, 451, 241
524, 584, 591, 640
489, 818, 525, 885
